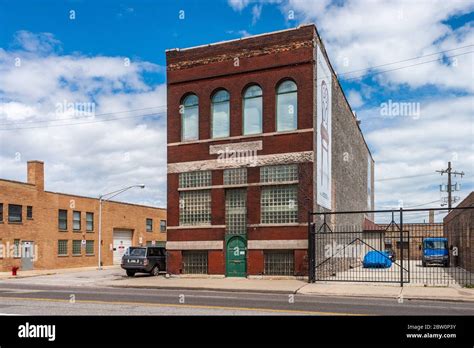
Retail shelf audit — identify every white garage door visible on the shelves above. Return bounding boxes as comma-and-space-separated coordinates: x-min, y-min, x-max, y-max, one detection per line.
113, 229, 133, 265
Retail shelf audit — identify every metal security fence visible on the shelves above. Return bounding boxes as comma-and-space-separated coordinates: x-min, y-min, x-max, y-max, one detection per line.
308, 207, 473, 287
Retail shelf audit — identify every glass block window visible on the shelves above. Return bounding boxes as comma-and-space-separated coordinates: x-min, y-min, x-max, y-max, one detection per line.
86, 240, 94, 255
261, 185, 298, 223
58, 240, 68, 256
260, 164, 298, 183
72, 240, 82, 255
183, 251, 208, 274
223, 168, 247, 185
225, 189, 247, 234
179, 190, 211, 226
73, 211, 81, 231
264, 250, 294, 275
58, 210, 68, 230
86, 212, 94, 231
179, 171, 211, 188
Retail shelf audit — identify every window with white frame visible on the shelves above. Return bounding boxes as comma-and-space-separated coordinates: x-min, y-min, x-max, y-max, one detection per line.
276, 80, 297, 131
223, 168, 247, 185
181, 94, 199, 141
73, 211, 81, 231
243, 85, 263, 135
179, 190, 211, 226
261, 185, 298, 223
211, 89, 230, 138
146, 218, 153, 232
260, 164, 298, 183
86, 212, 94, 232
179, 171, 211, 188
160, 220, 167, 232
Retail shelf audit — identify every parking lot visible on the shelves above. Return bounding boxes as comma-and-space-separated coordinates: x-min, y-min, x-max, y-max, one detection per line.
321, 260, 473, 286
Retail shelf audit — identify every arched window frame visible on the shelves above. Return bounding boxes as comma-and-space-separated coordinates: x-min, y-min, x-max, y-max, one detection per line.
211, 89, 230, 139
181, 94, 199, 141
276, 79, 298, 132
242, 84, 263, 135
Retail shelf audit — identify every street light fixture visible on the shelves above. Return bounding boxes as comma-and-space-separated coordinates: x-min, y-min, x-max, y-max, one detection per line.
98, 184, 145, 270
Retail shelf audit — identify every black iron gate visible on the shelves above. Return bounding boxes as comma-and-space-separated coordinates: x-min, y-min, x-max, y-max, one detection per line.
308, 207, 473, 287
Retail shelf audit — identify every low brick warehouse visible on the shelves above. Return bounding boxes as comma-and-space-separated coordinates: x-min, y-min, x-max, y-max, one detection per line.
444, 192, 474, 273
166, 24, 374, 277
0, 161, 167, 272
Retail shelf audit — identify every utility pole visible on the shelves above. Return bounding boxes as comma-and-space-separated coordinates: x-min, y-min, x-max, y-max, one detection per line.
436, 161, 464, 210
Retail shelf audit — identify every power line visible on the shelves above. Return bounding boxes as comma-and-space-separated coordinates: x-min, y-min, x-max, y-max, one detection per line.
337, 44, 474, 77
376, 173, 436, 182
0, 105, 167, 127
0, 111, 166, 131
342, 50, 474, 82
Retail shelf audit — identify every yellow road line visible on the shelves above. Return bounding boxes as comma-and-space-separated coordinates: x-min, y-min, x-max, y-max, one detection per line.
0, 296, 367, 316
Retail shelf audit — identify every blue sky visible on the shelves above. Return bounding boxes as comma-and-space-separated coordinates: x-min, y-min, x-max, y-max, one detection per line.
0, 0, 473, 220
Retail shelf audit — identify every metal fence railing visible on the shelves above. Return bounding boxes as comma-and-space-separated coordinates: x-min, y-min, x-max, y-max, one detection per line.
308, 207, 473, 287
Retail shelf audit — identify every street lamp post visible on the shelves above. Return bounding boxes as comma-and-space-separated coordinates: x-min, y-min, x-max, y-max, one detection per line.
98, 184, 145, 270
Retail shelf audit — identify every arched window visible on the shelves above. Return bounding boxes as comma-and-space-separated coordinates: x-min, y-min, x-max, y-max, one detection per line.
276, 80, 297, 131
211, 89, 230, 138
243, 85, 262, 135
181, 94, 199, 141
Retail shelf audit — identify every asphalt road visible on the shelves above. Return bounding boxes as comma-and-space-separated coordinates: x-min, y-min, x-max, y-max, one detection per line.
0, 282, 472, 315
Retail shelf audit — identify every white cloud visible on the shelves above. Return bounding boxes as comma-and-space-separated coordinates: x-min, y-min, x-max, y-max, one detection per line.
228, 0, 251, 11
347, 90, 364, 108
0, 31, 167, 207
230, 0, 474, 91
365, 95, 474, 210
252, 4, 263, 24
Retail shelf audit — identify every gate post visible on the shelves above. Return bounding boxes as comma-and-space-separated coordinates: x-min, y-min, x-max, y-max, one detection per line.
308, 211, 314, 283
399, 207, 404, 287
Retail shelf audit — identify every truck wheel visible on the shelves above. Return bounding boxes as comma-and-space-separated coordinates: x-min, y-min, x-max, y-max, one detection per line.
126, 270, 135, 277
151, 265, 160, 276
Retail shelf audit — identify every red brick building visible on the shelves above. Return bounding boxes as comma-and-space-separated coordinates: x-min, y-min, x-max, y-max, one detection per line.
166, 25, 374, 277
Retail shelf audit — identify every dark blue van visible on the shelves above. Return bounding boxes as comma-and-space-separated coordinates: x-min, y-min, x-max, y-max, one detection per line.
421, 237, 449, 267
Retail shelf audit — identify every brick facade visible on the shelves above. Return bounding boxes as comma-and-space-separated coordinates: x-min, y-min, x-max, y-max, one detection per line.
166, 25, 374, 277
0, 161, 167, 272
444, 192, 474, 272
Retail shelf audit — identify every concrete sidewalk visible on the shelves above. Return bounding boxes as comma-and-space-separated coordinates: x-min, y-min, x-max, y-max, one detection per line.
299, 283, 474, 302
107, 276, 474, 302
0, 265, 118, 280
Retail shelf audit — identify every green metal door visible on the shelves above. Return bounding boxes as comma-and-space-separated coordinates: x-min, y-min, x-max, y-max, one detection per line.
226, 236, 246, 277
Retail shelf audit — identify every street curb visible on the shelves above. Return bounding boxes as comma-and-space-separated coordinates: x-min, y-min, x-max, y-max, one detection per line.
107, 284, 300, 294
297, 292, 474, 303
107, 284, 474, 302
